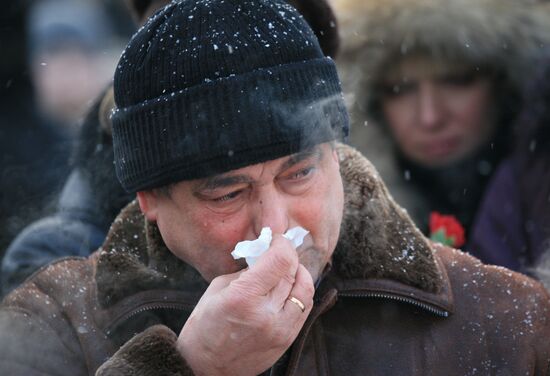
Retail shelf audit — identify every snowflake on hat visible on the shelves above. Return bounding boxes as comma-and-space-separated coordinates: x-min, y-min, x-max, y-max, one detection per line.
429, 212, 465, 248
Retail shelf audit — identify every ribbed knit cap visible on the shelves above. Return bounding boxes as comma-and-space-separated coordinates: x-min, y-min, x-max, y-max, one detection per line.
112, 0, 349, 192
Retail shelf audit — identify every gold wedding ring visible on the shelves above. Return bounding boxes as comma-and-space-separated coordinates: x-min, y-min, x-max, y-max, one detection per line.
288, 296, 306, 312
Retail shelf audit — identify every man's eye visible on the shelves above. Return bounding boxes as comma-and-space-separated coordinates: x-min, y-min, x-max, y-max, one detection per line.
290, 167, 314, 180
213, 190, 242, 202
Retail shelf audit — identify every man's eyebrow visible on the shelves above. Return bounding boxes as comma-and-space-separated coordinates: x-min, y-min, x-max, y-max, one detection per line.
277, 146, 323, 173
194, 146, 323, 193
195, 174, 253, 192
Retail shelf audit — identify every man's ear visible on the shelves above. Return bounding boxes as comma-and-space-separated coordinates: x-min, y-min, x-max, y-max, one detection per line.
137, 190, 159, 222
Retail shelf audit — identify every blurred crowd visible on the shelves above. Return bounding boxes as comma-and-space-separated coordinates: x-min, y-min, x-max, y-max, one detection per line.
0, 0, 549, 296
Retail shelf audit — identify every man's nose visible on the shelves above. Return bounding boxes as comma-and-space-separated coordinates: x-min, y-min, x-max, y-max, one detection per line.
252, 191, 289, 236
417, 83, 443, 130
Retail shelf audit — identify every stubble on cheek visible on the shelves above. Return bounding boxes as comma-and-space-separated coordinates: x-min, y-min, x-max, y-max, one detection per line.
297, 245, 327, 283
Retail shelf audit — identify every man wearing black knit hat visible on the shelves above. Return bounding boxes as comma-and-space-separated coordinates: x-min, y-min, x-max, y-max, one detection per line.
1, 0, 550, 375
110, 1, 347, 373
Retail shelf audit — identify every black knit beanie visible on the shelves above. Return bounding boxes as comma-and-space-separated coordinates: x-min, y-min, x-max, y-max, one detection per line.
112, 0, 349, 192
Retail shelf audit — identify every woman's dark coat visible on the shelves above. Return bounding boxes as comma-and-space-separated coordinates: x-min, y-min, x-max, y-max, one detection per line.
468, 55, 550, 280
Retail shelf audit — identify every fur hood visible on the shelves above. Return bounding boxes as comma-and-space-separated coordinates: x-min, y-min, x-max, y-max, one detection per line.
95, 143, 442, 308
334, 0, 550, 116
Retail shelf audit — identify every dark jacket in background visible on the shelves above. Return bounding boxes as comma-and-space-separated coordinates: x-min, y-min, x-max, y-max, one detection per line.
1, 91, 133, 296
468, 55, 550, 281
2, 169, 116, 294
0, 145, 548, 375
468, 158, 550, 274
0, 94, 73, 258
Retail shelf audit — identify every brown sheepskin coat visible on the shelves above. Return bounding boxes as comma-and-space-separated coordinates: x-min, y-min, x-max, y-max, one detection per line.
0, 144, 549, 375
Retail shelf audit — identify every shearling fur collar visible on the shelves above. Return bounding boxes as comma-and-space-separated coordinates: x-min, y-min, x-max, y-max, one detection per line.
95, 144, 442, 307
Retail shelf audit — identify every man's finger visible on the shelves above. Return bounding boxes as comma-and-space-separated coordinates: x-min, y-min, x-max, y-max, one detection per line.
282, 264, 314, 317
193, 269, 245, 309
268, 269, 296, 311
233, 235, 299, 296
209, 269, 245, 294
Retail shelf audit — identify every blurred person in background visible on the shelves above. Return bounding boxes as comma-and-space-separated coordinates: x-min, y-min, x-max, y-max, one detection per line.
0, 0, 129, 290
0, 0, 340, 295
468, 51, 550, 278
28, 0, 123, 132
1, 90, 134, 295
0, 0, 162, 296
332, 0, 550, 251
0, 1, 72, 258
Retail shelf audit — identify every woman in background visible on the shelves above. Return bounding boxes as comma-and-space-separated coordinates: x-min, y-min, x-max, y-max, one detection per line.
333, 0, 550, 253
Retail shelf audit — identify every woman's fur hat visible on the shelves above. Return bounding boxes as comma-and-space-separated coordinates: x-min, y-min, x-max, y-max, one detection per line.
334, 0, 550, 117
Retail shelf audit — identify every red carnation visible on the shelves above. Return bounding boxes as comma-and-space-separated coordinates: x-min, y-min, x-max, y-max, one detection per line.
429, 212, 465, 248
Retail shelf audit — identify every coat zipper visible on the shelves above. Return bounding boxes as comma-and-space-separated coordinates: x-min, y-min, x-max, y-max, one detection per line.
105, 292, 447, 374
105, 302, 193, 335
338, 291, 449, 317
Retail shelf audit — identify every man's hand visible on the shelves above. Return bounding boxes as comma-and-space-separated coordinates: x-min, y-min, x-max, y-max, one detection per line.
176, 235, 315, 376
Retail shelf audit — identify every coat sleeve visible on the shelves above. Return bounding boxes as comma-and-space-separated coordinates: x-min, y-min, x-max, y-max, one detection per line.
0, 308, 88, 375
1, 216, 105, 296
0, 310, 194, 375
95, 325, 195, 375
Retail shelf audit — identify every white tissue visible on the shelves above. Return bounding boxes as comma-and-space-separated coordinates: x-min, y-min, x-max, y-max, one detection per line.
231, 226, 309, 267
231, 227, 272, 267
282, 227, 309, 248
